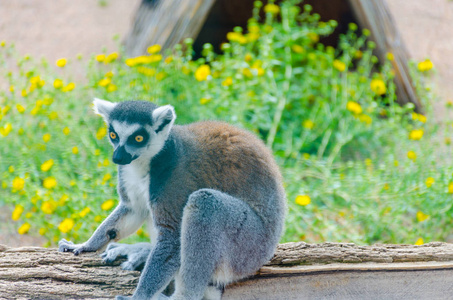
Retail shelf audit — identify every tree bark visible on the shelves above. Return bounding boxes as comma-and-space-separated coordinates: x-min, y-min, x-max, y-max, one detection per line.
1, 242, 453, 299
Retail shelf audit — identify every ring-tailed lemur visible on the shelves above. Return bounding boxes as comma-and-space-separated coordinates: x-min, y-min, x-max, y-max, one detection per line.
59, 99, 286, 300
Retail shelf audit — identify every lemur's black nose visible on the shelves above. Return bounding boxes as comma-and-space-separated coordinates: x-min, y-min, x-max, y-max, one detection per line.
113, 145, 133, 165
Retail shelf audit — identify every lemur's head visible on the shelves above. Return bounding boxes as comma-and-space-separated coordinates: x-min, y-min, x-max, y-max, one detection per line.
93, 99, 176, 165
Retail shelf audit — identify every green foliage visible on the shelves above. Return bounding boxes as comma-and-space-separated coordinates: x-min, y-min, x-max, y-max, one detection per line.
0, 1, 448, 246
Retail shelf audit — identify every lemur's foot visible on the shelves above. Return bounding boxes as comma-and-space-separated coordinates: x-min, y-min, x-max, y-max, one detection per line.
101, 242, 152, 271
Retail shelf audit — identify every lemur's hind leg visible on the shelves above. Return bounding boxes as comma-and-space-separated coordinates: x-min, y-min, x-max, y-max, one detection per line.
171, 189, 270, 300
101, 242, 152, 271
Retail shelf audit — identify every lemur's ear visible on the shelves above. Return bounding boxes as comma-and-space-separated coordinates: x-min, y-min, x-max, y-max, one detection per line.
93, 98, 117, 122
152, 105, 176, 134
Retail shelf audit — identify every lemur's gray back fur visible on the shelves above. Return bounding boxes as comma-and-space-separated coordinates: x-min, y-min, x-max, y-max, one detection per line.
59, 100, 286, 300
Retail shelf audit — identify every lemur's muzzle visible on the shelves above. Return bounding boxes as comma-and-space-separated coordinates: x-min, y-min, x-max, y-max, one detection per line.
113, 145, 133, 165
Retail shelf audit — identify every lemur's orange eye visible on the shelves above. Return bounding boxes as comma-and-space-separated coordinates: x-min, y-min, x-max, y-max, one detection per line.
110, 132, 117, 139
135, 135, 144, 142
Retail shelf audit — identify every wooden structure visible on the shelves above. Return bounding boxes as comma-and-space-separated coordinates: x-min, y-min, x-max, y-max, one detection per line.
2, 242, 453, 299
124, 0, 421, 111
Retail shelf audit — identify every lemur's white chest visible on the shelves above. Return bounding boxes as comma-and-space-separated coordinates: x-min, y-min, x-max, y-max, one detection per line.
121, 163, 150, 212
121, 163, 159, 246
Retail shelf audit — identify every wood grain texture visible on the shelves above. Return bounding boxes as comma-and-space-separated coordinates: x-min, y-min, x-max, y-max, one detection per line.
124, 0, 216, 57
348, 0, 422, 111
1, 242, 452, 299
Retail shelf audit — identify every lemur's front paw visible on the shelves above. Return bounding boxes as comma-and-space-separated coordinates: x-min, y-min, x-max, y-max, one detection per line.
58, 239, 86, 256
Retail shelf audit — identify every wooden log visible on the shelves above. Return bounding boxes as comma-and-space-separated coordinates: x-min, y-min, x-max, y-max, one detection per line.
348, 0, 423, 112
124, 0, 216, 57
1, 242, 453, 299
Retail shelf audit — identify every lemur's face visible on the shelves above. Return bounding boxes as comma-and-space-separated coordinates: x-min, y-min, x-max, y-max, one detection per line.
92, 98, 176, 166
108, 122, 153, 165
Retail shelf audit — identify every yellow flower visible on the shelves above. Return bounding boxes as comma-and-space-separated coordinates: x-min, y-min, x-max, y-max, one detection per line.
103, 159, 110, 166
43, 133, 51, 143
12, 177, 25, 191
96, 127, 107, 140
416, 211, 429, 222
48, 111, 58, 120
147, 44, 161, 54
222, 77, 233, 87
418, 114, 427, 123
18, 222, 31, 235
241, 68, 252, 78
107, 84, 117, 93
103, 173, 112, 182
11, 204, 24, 221
333, 59, 346, 72
59, 194, 69, 206
43, 177, 57, 189
295, 195, 311, 206
302, 120, 314, 130
409, 129, 424, 140
386, 52, 394, 61
105, 71, 114, 78
39, 228, 47, 236
0, 123, 13, 137
0, 40, 5, 47
226, 32, 247, 44
61, 82, 75, 92
346, 101, 363, 114
370, 79, 386, 95
8, 166, 14, 173
417, 59, 434, 72
56, 58, 67, 67
41, 200, 58, 214
414, 238, 424, 245
308, 33, 319, 43
383, 183, 390, 190
407, 150, 417, 161
94, 215, 103, 222
58, 218, 75, 233
355, 50, 363, 59
63, 127, 70, 135
195, 65, 211, 81
40, 159, 54, 172
448, 182, 453, 194
16, 104, 25, 113
96, 54, 106, 62
72, 146, 79, 154
70, 179, 76, 186
425, 177, 435, 188
359, 114, 372, 125
292, 45, 304, 54
165, 56, 173, 64
200, 98, 211, 105
104, 52, 119, 64
98, 78, 111, 87
79, 207, 91, 218
101, 199, 115, 211
9, 85, 14, 92
264, 3, 280, 14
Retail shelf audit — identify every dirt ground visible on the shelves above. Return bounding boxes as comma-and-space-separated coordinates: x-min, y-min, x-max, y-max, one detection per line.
1, 0, 453, 247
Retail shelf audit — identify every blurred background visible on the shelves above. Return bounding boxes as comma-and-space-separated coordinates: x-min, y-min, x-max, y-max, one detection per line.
2, 0, 453, 247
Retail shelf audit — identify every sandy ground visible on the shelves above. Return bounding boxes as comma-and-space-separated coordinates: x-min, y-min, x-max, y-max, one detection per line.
1, 0, 453, 246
